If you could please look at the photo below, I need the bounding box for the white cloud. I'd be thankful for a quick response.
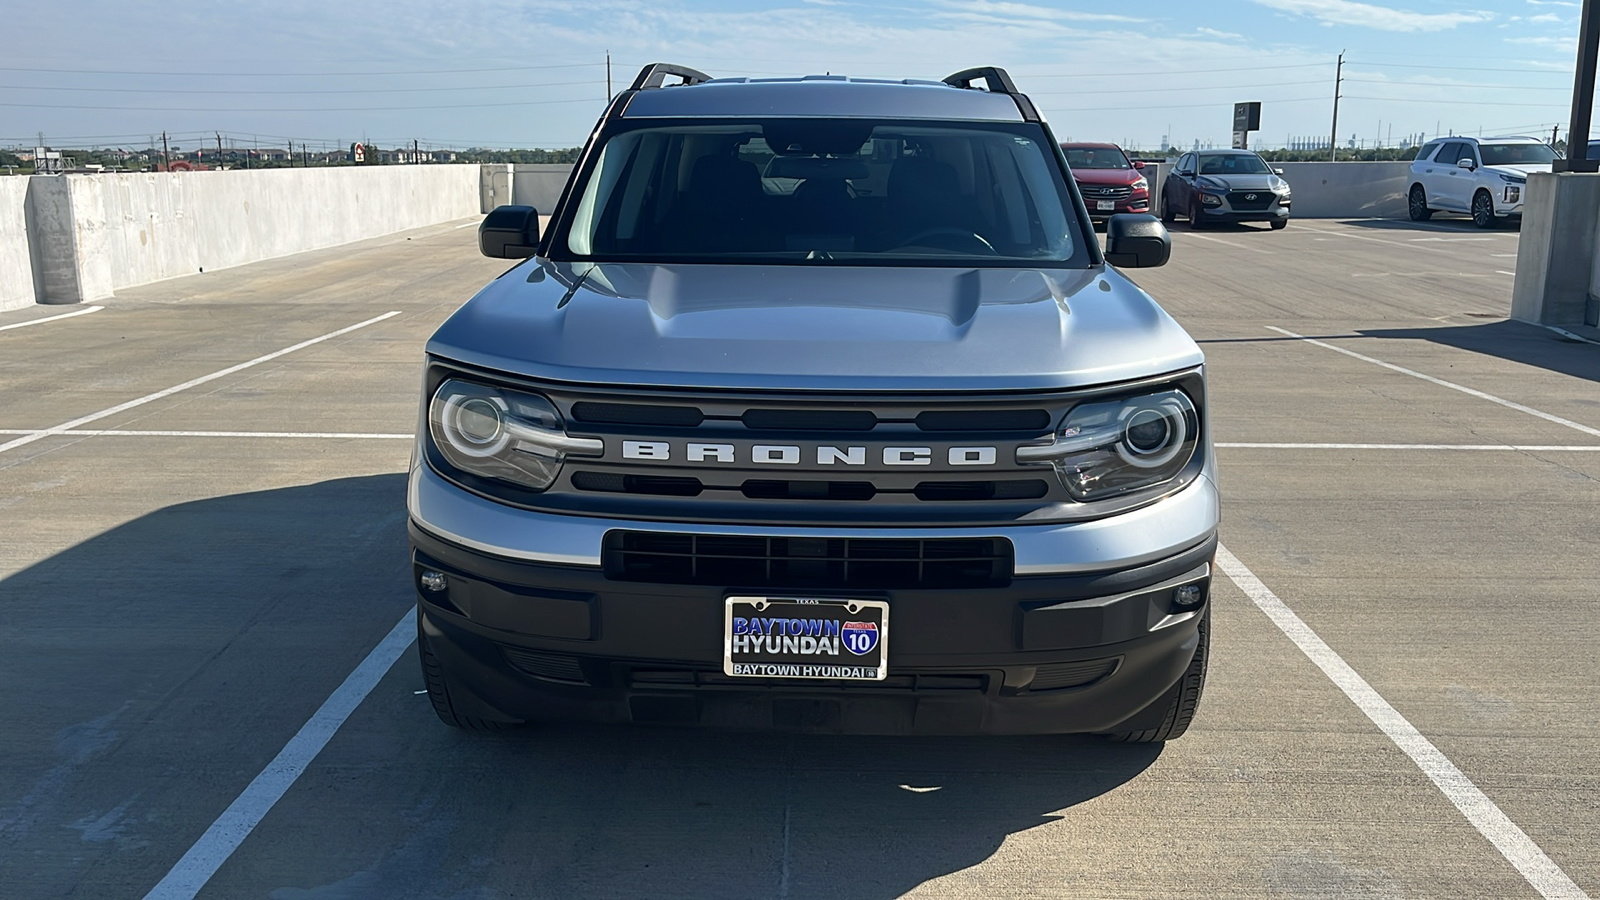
[927,0,1144,23]
[1250,0,1493,32]
[1196,26,1245,40]
[1525,0,1577,6]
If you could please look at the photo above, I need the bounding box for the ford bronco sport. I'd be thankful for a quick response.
[409,64,1218,741]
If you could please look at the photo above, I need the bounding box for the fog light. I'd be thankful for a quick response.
[420,570,449,593]
[1174,583,1204,608]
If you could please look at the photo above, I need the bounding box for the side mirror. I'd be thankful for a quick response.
[1104,213,1170,268]
[1457,158,1476,170]
[1132,160,1146,169]
[1274,167,1285,175]
[1177,168,1193,177]
[480,205,540,258]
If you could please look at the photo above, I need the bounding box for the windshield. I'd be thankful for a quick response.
[1062,146,1129,169]
[1198,153,1271,176]
[1479,143,1558,166]
[561,118,1087,267]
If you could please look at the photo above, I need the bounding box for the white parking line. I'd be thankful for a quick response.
[0,312,402,456]
[142,608,417,900]
[1218,442,1600,451]
[0,305,103,333]
[0,429,413,439]
[1266,325,1600,439]
[1172,232,1273,254]
[1216,545,1589,900]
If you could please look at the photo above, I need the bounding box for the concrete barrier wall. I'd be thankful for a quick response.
[17,165,481,305]
[0,178,35,310]
[511,164,576,214]
[83,165,481,297]
[1276,162,1411,218]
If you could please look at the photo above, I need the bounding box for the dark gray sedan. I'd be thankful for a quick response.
[1161,149,1291,229]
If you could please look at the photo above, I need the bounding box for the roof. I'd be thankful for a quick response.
[1060,141,1121,149]
[620,75,1027,122]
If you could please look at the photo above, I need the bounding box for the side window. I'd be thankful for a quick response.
[1441,142,1468,166]
[1419,142,1441,162]
[1460,143,1479,166]
[1178,154,1192,174]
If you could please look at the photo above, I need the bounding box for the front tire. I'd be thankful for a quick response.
[1187,198,1207,230]
[1111,608,1208,743]
[419,617,523,732]
[1408,184,1433,221]
[1472,190,1498,229]
[1161,191,1177,224]
[1270,218,1289,230]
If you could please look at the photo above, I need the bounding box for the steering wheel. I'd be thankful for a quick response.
[896,228,997,255]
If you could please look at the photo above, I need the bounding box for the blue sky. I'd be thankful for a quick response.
[0,0,1585,153]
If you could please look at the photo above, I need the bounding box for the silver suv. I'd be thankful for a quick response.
[1407,135,1557,227]
[409,64,1219,740]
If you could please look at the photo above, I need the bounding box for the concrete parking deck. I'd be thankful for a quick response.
[1,216,1595,899]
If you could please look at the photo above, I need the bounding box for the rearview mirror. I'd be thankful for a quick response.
[480,205,540,259]
[1104,214,1170,268]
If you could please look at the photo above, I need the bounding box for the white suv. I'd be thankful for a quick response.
[1407,136,1557,228]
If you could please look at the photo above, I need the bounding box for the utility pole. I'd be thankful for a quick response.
[161,131,171,171]
[606,51,612,100]
[1328,51,1344,163]
[414,138,420,164]
[216,131,223,162]
[1553,123,1561,147]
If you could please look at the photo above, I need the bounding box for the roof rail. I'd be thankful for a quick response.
[629,63,712,91]
[942,66,1040,123]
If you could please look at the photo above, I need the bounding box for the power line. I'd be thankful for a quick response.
[0,79,604,96]
[1030,79,1326,97]
[0,96,606,112]
[0,62,605,77]
[1345,77,1567,91]
[1343,95,1572,107]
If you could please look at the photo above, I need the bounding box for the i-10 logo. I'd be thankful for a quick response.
[841,621,879,656]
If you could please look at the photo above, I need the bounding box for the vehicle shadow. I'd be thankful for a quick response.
[1358,318,1600,385]
[1336,217,1520,233]
[366,722,1164,900]
[0,473,1163,899]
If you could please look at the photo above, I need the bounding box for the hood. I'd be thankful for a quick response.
[1487,163,1551,178]
[428,261,1201,391]
[1196,173,1280,191]
[1071,167,1145,187]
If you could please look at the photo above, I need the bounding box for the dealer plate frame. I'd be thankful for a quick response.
[723,596,889,681]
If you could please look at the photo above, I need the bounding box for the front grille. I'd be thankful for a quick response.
[1227,191,1274,211]
[572,472,703,496]
[913,480,1048,501]
[914,409,1051,432]
[500,646,588,683]
[741,480,876,501]
[1029,658,1118,692]
[743,408,877,431]
[630,667,987,692]
[571,402,703,427]
[604,531,1013,589]
[1079,183,1132,200]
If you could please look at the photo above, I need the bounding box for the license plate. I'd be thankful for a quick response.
[1097,200,1117,211]
[724,596,888,681]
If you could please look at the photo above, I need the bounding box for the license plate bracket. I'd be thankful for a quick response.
[724,596,888,681]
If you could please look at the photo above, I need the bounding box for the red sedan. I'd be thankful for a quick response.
[1060,143,1150,221]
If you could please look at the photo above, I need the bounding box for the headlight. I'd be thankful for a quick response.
[1131,176,1149,192]
[1272,178,1292,194]
[428,378,602,491]
[1017,388,1199,501]
[1498,173,1526,185]
[1200,193,1224,206]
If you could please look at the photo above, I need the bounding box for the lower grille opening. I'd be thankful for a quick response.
[500,646,588,684]
[571,472,704,496]
[604,532,1013,589]
[741,480,876,501]
[1028,658,1118,692]
[913,479,1050,501]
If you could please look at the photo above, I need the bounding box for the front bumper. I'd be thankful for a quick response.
[408,466,1220,735]
[1084,194,1151,220]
